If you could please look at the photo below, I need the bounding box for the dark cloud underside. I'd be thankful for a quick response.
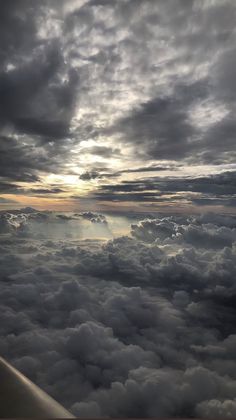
[0,0,235,211]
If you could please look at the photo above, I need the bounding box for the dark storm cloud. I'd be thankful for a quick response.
[202,113,236,164]
[1,210,236,417]
[0,52,79,152]
[108,83,204,161]
[0,1,80,185]
[109,85,235,164]
[0,1,79,140]
[0,1,39,68]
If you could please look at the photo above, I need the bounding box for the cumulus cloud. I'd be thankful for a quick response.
[196,398,236,419]
[78,212,108,224]
[0,210,236,416]
[56,211,109,225]
[131,216,236,249]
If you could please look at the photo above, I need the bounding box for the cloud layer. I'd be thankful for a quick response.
[0,209,236,417]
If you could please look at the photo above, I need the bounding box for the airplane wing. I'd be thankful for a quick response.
[0,356,75,418]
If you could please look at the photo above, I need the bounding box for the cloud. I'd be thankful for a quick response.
[80,146,121,158]
[1,0,236,414]
[80,171,101,181]
[98,0,236,165]
[79,165,171,182]
[196,398,236,419]
[78,211,108,224]
[72,366,236,417]
[118,165,173,174]
[0,1,79,141]
[0,1,80,189]
[108,171,236,196]
[109,86,201,161]
[131,217,236,249]
[0,210,236,416]
[0,0,235,209]
[27,188,65,195]
[0,197,18,204]
[90,171,236,209]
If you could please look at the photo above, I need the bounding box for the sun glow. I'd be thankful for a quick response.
[43,174,80,186]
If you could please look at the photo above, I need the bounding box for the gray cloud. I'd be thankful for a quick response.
[108,84,203,161]
[97,0,236,165]
[119,165,173,174]
[80,146,121,158]
[79,165,171,182]
[77,211,108,224]
[0,209,236,416]
[0,1,80,187]
[1,2,236,416]
[88,171,236,208]
[80,171,101,181]
[0,0,235,205]
[0,1,79,140]
[0,197,17,204]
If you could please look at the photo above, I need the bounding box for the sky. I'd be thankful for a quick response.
[0,0,236,214]
[1,1,236,419]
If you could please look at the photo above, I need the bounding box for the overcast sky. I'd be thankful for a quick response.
[0,0,236,213]
[1,4,236,416]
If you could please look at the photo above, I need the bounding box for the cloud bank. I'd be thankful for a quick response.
[0,209,236,417]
